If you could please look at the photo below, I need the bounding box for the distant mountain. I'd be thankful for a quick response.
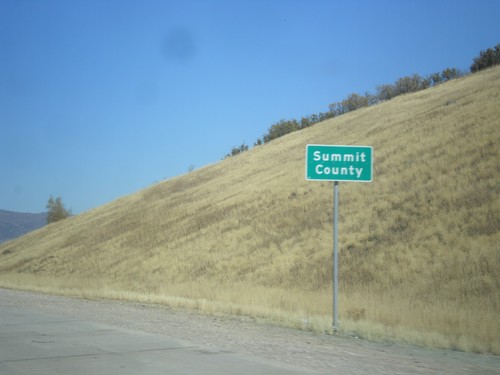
[0,210,47,243]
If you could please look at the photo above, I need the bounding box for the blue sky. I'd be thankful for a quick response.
[1,0,499,214]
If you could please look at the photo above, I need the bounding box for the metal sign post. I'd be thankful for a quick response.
[333,180,339,330]
[306,144,373,331]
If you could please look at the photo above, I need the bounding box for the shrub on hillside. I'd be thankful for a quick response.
[262,119,300,143]
[340,93,370,112]
[375,83,397,102]
[440,67,463,81]
[470,44,500,73]
[394,74,429,96]
[225,143,249,158]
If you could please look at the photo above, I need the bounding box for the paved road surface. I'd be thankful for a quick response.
[1,289,499,374]
[0,304,311,374]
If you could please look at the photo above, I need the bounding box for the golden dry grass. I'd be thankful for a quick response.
[1,66,499,354]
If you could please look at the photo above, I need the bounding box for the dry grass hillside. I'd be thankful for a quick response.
[1,66,499,354]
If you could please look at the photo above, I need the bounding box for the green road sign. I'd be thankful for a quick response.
[306,144,373,182]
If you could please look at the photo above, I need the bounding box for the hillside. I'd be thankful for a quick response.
[0,210,46,243]
[1,66,499,354]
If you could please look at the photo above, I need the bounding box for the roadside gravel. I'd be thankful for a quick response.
[1,288,498,374]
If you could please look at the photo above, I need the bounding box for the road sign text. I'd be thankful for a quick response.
[306,145,373,182]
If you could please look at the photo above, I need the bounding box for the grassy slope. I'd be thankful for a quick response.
[1,66,499,353]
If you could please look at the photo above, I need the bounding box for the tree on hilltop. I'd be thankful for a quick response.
[46,195,71,224]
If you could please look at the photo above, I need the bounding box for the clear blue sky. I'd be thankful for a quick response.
[1,0,499,214]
